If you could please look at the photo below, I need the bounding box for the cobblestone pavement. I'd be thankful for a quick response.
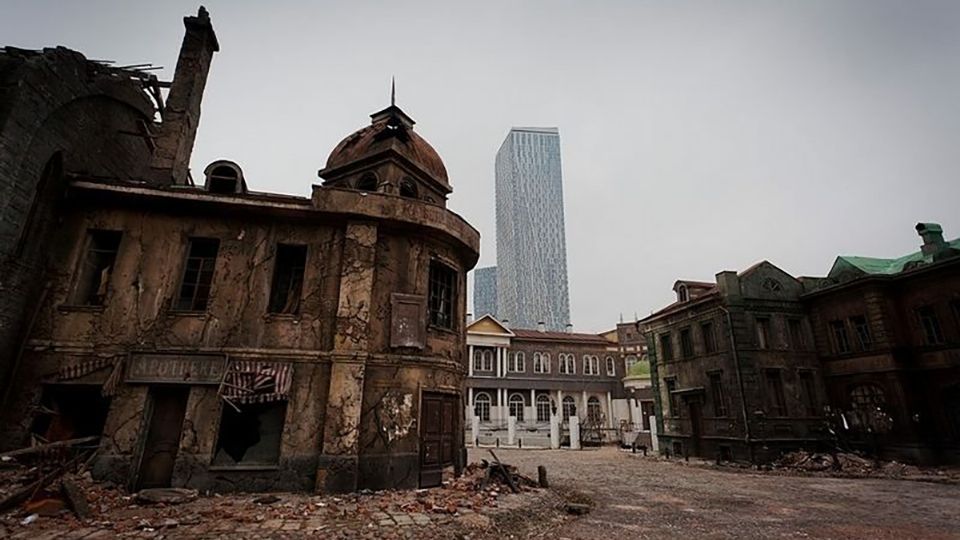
[474,447,960,539]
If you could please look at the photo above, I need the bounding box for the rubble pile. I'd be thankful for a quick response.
[774,450,960,482]
[0,455,548,537]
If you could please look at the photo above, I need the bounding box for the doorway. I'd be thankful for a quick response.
[686,396,703,458]
[137,386,189,489]
[419,392,458,488]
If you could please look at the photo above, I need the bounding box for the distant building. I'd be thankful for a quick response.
[472,266,498,318]
[639,222,960,464]
[465,316,629,447]
[639,264,825,463]
[495,127,570,331]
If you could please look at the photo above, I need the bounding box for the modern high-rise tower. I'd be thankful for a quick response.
[495,127,570,331]
[472,266,498,318]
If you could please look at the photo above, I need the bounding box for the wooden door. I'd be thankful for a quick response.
[420,392,458,488]
[137,386,189,489]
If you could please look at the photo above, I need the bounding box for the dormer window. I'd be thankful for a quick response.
[678,284,689,302]
[399,178,419,199]
[203,160,246,194]
[356,174,378,192]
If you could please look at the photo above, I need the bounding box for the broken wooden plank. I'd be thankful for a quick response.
[487,449,519,494]
[61,475,92,519]
[0,436,99,460]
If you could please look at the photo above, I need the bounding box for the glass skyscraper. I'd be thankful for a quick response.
[472,266,498,318]
[495,127,570,331]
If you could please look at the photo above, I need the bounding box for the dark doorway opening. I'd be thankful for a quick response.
[686,396,703,458]
[31,384,111,443]
[137,386,189,489]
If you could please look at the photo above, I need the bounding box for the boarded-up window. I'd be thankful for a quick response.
[391,293,426,348]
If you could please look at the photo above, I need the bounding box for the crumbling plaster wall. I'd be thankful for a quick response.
[0,48,156,401]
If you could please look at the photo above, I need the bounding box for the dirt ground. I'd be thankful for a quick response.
[477,447,960,539]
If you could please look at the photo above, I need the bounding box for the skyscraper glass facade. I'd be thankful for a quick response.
[472,266,498,318]
[495,127,570,331]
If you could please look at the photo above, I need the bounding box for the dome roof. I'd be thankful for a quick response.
[323,105,449,187]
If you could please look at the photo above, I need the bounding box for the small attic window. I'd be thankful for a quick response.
[399,178,419,199]
[356,174,378,192]
[203,161,245,194]
[678,284,689,302]
[209,166,238,193]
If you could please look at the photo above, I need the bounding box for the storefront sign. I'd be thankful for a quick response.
[126,354,226,384]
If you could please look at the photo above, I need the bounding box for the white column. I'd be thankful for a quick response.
[499,388,506,423]
[495,348,502,378]
[467,387,474,417]
[582,390,588,420]
[530,389,536,422]
[468,345,474,376]
[607,391,614,428]
[650,417,660,453]
[550,414,560,449]
[507,416,516,446]
[569,416,581,450]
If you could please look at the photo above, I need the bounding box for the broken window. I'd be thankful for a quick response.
[399,178,419,198]
[918,305,944,345]
[175,237,219,311]
[212,401,286,467]
[830,320,851,354]
[799,371,818,416]
[473,392,491,422]
[268,244,307,314]
[562,396,577,421]
[207,165,239,194]
[701,322,717,354]
[764,370,787,416]
[788,318,805,350]
[536,394,551,422]
[508,394,525,421]
[709,372,727,417]
[850,384,886,413]
[587,397,602,423]
[356,174,378,192]
[72,230,122,306]
[659,333,673,361]
[30,385,111,443]
[851,315,872,350]
[755,317,771,349]
[665,378,678,417]
[680,327,694,358]
[428,259,456,329]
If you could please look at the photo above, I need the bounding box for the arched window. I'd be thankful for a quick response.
[606,356,616,376]
[560,354,575,374]
[399,178,419,198]
[625,354,638,370]
[582,355,591,375]
[473,349,483,372]
[508,394,525,421]
[587,397,602,423]
[474,392,491,422]
[850,384,886,412]
[542,353,551,373]
[482,350,494,371]
[678,284,689,302]
[356,174,378,192]
[514,352,525,372]
[562,396,577,421]
[536,394,551,422]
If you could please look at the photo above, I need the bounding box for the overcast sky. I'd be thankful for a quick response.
[4,0,959,332]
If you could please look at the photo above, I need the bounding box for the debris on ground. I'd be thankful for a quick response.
[765,450,960,483]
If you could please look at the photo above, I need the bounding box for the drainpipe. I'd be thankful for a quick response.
[719,305,755,464]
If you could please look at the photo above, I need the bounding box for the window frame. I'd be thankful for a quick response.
[764,369,787,417]
[473,392,491,422]
[755,317,771,350]
[701,321,717,354]
[850,315,872,351]
[605,356,616,376]
[508,393,525,421]
[586,396,602,423]
[562,396,577,421]
[830,320,851,354]
[659,333,673,362]
[536,394,551,422]
[679,327,694,358]
[174,237,220,312]
[428,259,457,330]
[708,371,728,417]
[917,305,945,345]
[70,229,123,307]
[267,243,307,315]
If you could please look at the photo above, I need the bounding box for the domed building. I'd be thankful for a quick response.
[0,8,479,493]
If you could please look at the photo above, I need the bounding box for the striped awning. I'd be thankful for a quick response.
[219,360,292,405]
[57,356,124,397]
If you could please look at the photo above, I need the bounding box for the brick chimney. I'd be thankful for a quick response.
[150,6,219,185]
[917,223,947,258]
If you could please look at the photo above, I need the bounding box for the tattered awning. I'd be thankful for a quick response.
[219,360,292,406]
[57,356,125,397]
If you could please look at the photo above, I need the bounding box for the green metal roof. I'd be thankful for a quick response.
[829,238,960,277]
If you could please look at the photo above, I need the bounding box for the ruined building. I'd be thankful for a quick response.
[0,8,479,492]
[640,223,960,464]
